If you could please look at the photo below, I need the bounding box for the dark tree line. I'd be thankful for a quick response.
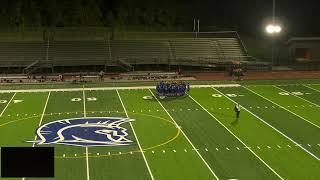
[0,0,180,29]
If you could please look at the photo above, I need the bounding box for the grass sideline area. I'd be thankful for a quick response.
[0,80,319,179]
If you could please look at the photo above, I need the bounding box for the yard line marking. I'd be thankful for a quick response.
[304,84,320,94]
[190,91,284,179]
[224,87,320,161]
[149,89,219,180]
[82,89,90,180]
[0,92,16,117]
[243,86,320,129]
[274,85,320,108]
[116,90,155,180]
[32,92,51,147]
[22,92,51,180]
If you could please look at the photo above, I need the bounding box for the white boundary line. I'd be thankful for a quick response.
[82,88,90,180]
[243,86,320,129]
[188,91,283,180]
[0,84,240,93]
[149,89,220,180]
[214,87,320,161]
[116,89,155,180]
[0,92,16,117]
[274,85,320,108]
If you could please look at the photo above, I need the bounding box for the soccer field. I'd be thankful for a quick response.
[0,82,319,180]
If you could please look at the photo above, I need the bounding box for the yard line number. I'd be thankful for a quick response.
[71,97,97,102]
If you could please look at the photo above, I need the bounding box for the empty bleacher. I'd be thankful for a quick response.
[50,40,108,66]
[216,38,246,60]
[110,40,171,65]
[0,36,249,71]
[0,41,45,67]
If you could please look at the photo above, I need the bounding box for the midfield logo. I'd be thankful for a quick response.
[29,117,134,147]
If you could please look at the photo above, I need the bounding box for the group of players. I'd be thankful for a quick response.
[156,81,241,119]
[156,81,190,97]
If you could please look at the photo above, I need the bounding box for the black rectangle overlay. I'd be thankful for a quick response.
[1,147,54,178]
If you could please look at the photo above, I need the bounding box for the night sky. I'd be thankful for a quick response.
[128,0,320,37]
[1,0,319,37]
[182,0,318,36]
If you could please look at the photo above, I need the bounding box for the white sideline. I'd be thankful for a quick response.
[215,87,320,161]
[82,89,90,180]
[149,89,220,180]
[188,92,284,180]
[0,92,16,117]
[0,84,240,93]
[244,86,320,129]
[116,90,155,180]
[274,85,320,108]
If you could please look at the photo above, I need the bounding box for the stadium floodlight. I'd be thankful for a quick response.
[265,24,282,34]
[274,25,282,33]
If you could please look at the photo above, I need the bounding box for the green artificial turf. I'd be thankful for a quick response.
[0,82,319,180]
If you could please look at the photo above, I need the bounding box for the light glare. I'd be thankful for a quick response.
[265,24,282,34]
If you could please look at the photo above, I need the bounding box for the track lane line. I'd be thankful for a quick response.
[189,90,284,180]
[116,89,155,180]
[216,87,320,161]
[149,89,219,180]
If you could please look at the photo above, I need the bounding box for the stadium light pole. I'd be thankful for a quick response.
[194,18,200,38]
[265,0,282,66]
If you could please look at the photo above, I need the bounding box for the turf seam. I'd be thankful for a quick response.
[189,91,284,180]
